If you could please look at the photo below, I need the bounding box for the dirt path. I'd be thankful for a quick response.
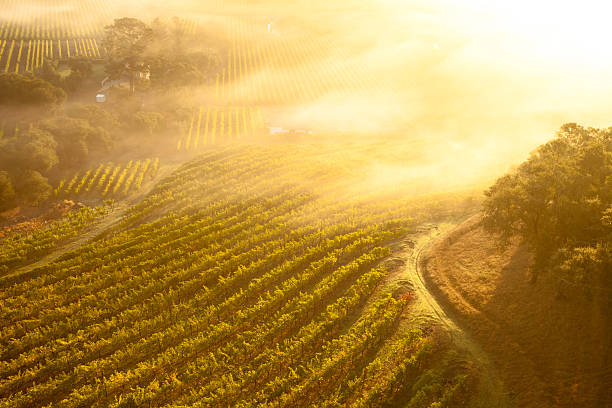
[4,163,181,282]
[4,202,130,282]
[396,222,514,408]
[423,217,612,408]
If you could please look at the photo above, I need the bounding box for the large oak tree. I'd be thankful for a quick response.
[483,123,612,288]
[103,18,153,95]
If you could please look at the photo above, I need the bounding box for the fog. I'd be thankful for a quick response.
[4,0,612,196]
[130,0,612,191]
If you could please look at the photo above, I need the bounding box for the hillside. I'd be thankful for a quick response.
[1,1,611,407]
[423,216,612,408]
[0,145,479,407]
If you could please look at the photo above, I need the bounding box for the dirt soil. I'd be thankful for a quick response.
[387,222,513,408]
[423,215,612,408]
[0,200,86,240]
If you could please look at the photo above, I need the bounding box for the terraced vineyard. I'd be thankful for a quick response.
[0,145,470,407]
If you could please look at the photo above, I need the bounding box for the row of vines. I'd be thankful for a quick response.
[176,106,265,151]
[0,0,111,72]
[1,145,471,407]
[54,158,160,199]
[209,15,390,106]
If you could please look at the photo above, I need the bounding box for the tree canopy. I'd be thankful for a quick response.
[14,170,52,205]
[41,117,113,167]
[0,127,59,173]
[0,73,66,110]
[483,123,612,289]
[103,18,153,95]
[0,171,15,212]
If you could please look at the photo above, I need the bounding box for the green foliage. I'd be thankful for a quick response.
[0,127,59,173]
[67,104,121,131]
[103,18,153,95]
[149,58,205,88]
[104,17,221,94]
[0,73,66,110]
[14,169,52,205]
[483,123,612,283]
[131,111,165,135]
[66,57,93,77]
[0,204,110,272]
[149,52,221,89]
[0,146,472,408]
[0,171,15,211]
[38,60,62,86]
[40,117,113,167]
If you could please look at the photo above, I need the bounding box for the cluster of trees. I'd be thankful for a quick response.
[483,123,612,293]
[39,57,95,93]
[0,16,224,211]
[0,74,115,209]
[0,73,66,109]
[103,17,222,95]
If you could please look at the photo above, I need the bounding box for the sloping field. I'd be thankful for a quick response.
[423,216,612,408]
[0,145,473,407]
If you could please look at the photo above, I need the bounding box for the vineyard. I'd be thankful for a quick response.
[177,107,264,151]
[0,145,471,407]
[0,0,113,73]
[1,0,608,406]
[175,12,395,148]
[0,1,477,406]
[0,204,111,275]
[211,15,388,105]
[53,158,160,199]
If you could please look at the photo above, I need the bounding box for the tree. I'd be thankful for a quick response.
[483,123,612,282]
[39,59,62,86]
[148,51,221,90]
[66,104,120,131]
[0,73,66,109]
[66,57,93,77]
[40,118,91,167]
[18,128,60,172]
[15,170,52,205]
[103,18,153,95]
[62,57,94,92]
[131,111,165,135]
[0,74,66,133]
[86,126,114,155]
[149,58,205,89]
[40,117,116,167]
[0,127,59,173]
[0,171,15,211]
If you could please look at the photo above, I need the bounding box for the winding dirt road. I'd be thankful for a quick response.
[398,222,514,408]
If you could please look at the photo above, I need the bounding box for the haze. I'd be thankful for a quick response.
[4,0,612,192]
[136,0,612,188]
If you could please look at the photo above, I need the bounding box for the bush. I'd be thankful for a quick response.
[132,111,165,135]
[66,104,120,132]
